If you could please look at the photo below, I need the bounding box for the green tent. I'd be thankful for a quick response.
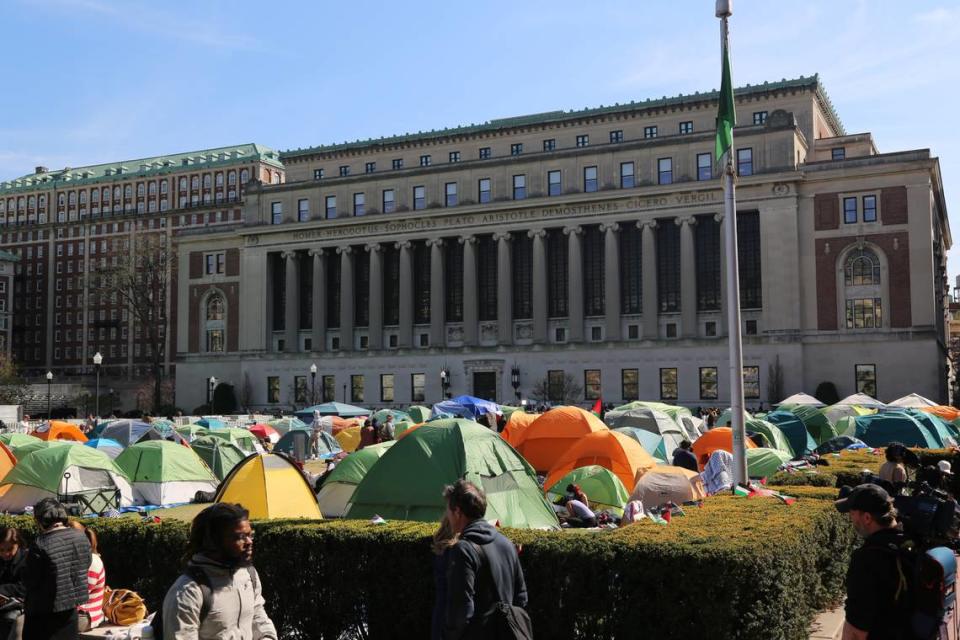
[392,421,415,438]
[10,440,76,459]
[345,419,559,529]
[854,414,939,449]
[746,448,792,478]
[0,433,41,452]
[406,406,432,423]
[716,408,753,428]
[612,427,668,462]
[746,419,795,457]
[788,405,837,445]
[544,465,630,514]
[316,441,395,517]
[191,436,248,481]
[834,416,857,438]
[115,440,217,506]
[176,425,210,442]
[766,411,817,458]
[205,428,259,453]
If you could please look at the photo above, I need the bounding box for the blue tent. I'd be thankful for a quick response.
[431,395,501,421]
[855,413,939,449]
[84,438,124,459]
[765,410,817,458]
[294,402,370,422]
[612,427,668,462]
[896,410,957,447]
[99,420,163,448]
[197,417,227,429]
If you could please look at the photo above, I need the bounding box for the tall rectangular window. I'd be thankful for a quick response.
[326,251,340,328]
[383,245,399,325]
[298,199,310,221]
[445,240,464,322]
[679,121,693,134]
[619,225,642,313]
[512,233,532,319]
[862,195,877,222]
[610,130,624,143]
[479,147,491,159]
[846,298,883,329]
[365,162,376,174]
[843,197,858,224]
[392,158,403,170]
[737,148,753,176]
[547,229,568,317]
[659,368,678,400]
[419,155,431,167]
[325,195,336,218]
[339,165,350,177]
[382,189,395,213]
[353,192,365,216]
[644,126,658,139]
[620,162,635,188]
[355,247,370,327]
[413,186,426,210]
[313,168,324,180]
[477,235,498,321]
[576,135,589,147]
[449,151,461,163]
[294,376,308,404]
[697,153,713,181]
[583,226,605,316]
[753,111,768,125]
[621,369,639,401]
[855,364,877,398]
[411,373,426,402]
[695,215,721,310]
[699,367,718,400]
[658,158,672,185]
[445,182,458,207]
[737,212,762,309]
[583,166,598,193]
[543,139,556,151]
[657,222,681,312]
[478,178,491,204]
[743,366,760,399]
[322,375,335,402]
[584,370,601,401]
[267,377,280,403]
[381,374,395,402]
[513,175,526,200]
[351,375,364,403]
[510,143,523,156]
[414,242,431,324]
[547,370,565,402]
[548,170,562,196]
[271,202,282,225]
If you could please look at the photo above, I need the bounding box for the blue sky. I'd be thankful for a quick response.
[3,0,959,281]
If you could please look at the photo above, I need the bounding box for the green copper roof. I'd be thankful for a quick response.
[1,143,283,194]
[282,74,843,159]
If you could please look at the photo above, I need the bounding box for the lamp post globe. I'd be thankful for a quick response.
[45,371,53,419]
[310,363,318,405]
[93,352,103,419]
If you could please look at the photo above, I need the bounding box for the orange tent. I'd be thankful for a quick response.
[501,412,538,446]
[331,416,363,435]
[691,427,756,469]
[0,442,15,482]
[543,430,657,493]
[920,406,960,422]
[513,407,609,473]
[31,421,88,443]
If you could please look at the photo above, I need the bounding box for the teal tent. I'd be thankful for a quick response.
[746,448,792,478]
[898,410,957,447]
[612,427,668,462]
[345,420,559,529]
[854,413,939,449]
[406,406,432,423]
[788,405,838,445]
[766,411,817,458]
[745,419,795,457]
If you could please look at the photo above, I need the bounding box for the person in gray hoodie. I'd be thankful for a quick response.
[442,480,528,639]
[161,503,276,640]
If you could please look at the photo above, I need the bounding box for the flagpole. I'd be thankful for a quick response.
[716,0,748,488]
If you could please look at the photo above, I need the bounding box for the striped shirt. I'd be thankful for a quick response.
[78,553,105,628]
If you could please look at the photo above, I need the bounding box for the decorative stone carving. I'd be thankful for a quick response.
[245,235,259,246]
[365,242,382,253]
[447,325,464,342]
[772,183,791,196]
[479,322,498,341]
[527,228,547,239]
[394,240,412,250]
[458,235,477,245]
[336,246,352,255]
[562,225,583,236]
[598,221,620,233]
[492,231,512,242]
[515,323,534,340]
[637,219,659,230]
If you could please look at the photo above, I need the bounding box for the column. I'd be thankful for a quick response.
[640,220,659,338]
[367,243,383,350]
[495,231,513,346]
[283,250,299,353]
[679,216,698,338]
[461,235,478,346]
[564,225,584,342]
[529,229,548,344]
[601,222,621,341]
[310,249,326,351]
[338,246,354,351]
[397,240,413,348]
[428,239,445,347]
[716,213,728,335]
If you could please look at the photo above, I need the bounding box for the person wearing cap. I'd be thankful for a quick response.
[835,484,905,640]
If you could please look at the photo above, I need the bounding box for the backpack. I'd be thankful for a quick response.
[151,565,258,638]
[864,536,956,640]
[463,541,533,640]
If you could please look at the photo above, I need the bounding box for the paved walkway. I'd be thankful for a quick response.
[809,605,844,640]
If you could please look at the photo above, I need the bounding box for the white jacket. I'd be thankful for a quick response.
[162,554,277,640]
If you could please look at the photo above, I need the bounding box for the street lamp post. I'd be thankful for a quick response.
[208,376,218,413]
[45,371,53,419]
[93,352,103,420]
[511,365,521,402]
[310,363,318,405]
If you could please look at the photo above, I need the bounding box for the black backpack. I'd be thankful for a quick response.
[865,537,955,640]
[463,541,533,640]
[151,565,258,638]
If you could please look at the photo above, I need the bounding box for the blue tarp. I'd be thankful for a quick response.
[197,417,226,429]
[431,395,501,421]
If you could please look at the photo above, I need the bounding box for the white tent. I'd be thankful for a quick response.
[776,393,825,407]
[679,415,705,440]
[836,393,888,409]
[887,393,938,408]
[604,407,685,459]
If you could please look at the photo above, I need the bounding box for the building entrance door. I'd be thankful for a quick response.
[472,371,497,402]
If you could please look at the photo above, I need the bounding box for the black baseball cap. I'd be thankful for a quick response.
[835,484,892,515]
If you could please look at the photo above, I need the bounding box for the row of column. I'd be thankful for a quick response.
[276,215,727,352]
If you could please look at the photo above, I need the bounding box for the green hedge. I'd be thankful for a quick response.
[1,494,856,640]
[768,449,960,493]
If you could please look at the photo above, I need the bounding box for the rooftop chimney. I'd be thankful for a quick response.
[35,166,47,175]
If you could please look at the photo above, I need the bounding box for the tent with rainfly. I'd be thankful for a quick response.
[854,413,939,449]
[888,393,938,409]
[836,393,887,410]
[513,407,609,474]
[114,440,218,506]
[746,419,794,457]
[888,410,956,448]
[614,401,692,424]
[175,425,210,442]
[602,407,684,460]
[274,429,342,462]
[821,404,875,426]
[500,411,539,447]
[346,420,559,529]
[99,420,164,448]
[0,442,15,482]
[84,438,124,460]
[0,433,41,453]
[746,448,792,478]
[216,453,322,520]
[316,441,395,517]
[32,421,88,443]
[776,392,825,407]
[406,406,432,424]
[715,408,753,428]
[294,403,370,422]
[787,404,838,446]
[190,436,248,481]
[765,410,817,458]
[0,445,133,513]
[205,428,260,453]
[544,465,630,514]
[544,430,658,496]
[334,426,362,453]
[267,417,309,435]
[691,427,758,469]
[612,427,668,463]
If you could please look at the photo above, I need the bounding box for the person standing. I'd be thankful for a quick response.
[835,484,906,640]
[672,440,699,472]
[22,498,91,640]
[380,414,396,441]
[442,480,529,639]
[161,502,276,640]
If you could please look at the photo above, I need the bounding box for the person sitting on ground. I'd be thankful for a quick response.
[566,484,589,506]
[23,498,91,640]
[564,497,598,528]
[0,526,27,640]
[67,521,105,632]
[878,444,908,488]
[672,440,699,472]
[161,503,276,640]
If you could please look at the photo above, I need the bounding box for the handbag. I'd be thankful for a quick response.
[103,587,147,626]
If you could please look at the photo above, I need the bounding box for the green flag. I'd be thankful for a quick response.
[715,39,736,161]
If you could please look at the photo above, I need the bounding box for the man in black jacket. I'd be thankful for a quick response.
[442,480,527,639]
[22,498,91,640]
[672,440,699,472]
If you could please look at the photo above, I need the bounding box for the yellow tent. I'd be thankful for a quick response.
[335,426,362,453]
[215,453,322,520]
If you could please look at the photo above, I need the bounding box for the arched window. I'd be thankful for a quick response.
[205,294,225,352]
[179,177,187,190]
[228,171,237,185]
[215,173,223,186]
[844,248,880,285]
[842,246,884,329]
[124,185,132,197]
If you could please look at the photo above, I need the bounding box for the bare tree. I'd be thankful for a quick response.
[530,373,583,405]
[0,353,29,405]
[102,231,172,412]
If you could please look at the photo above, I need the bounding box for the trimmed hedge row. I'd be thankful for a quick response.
[0,493,855,640]
[769,449,960,493]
